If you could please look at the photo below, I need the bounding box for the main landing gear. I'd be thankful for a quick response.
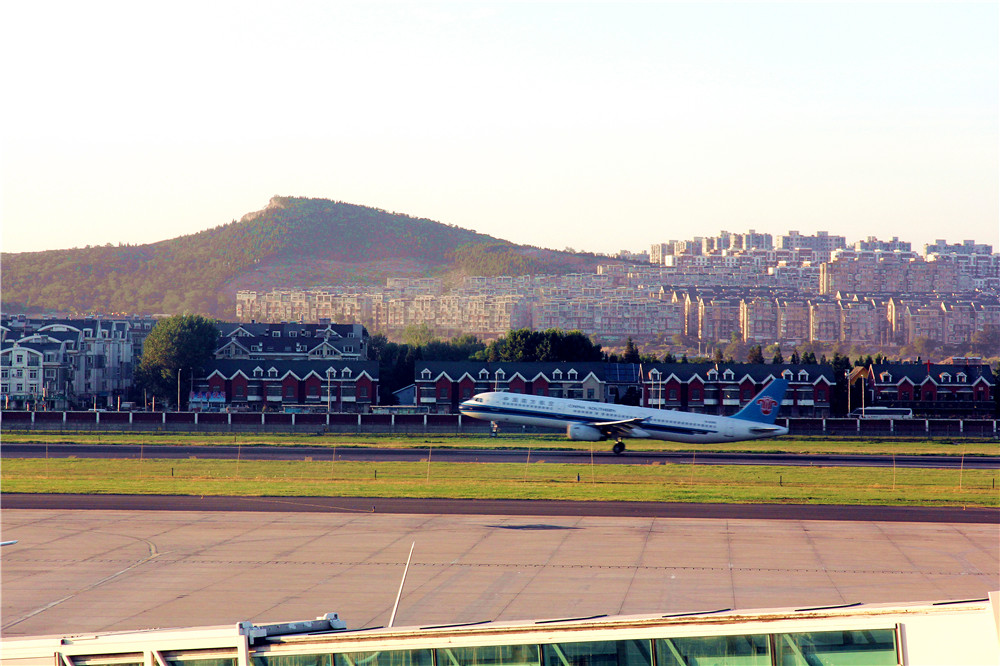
[612,440,626,455]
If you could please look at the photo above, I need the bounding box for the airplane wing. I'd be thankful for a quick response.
[591,417,647,438]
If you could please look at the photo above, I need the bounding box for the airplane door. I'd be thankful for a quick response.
[722,420,735,438]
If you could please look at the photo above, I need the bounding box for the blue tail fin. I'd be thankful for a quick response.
[731,379,788,424]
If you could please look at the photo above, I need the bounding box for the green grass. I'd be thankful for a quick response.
[2,431,999,456]
[3,458,997,507]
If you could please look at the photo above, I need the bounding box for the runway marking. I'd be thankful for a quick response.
[2,538,161,631]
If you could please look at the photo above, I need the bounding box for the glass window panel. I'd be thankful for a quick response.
[168,659,237,666]
[542,639,651,666]
[253,655,331,666]
[335,650,433,666]
[656,635,769,666]
[775,629,897,666]
[438,644,540,666]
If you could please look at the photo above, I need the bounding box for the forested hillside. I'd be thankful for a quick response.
[1,196,601,317]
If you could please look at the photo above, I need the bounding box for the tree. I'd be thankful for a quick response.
[712,348,724,364]
[622,337,641,364]
[972,326,1000,357]
[401,323,436,347]
[723,339,746,364]
[789,350,801,364]
[771,348,784,365]
[480,328,603,363]
[136,315,219,409]
[746,345,764,364]
[911,337,939,360]
[829,352,853,416]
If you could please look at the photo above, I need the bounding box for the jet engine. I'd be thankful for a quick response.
[566,423,603,441]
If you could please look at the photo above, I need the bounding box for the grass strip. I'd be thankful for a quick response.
[3,458,997,507]
[2,432,999,456]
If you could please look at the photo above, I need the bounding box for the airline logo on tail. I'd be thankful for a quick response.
[756,396,778,416]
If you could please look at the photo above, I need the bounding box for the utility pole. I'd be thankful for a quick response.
[177,368,181,411]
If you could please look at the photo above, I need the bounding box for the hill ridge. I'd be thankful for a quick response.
[1,196,600,318]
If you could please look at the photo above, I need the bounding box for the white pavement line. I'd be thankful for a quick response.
[1,539,162,631]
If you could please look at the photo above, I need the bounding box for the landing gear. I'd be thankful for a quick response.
[612,441,626,455]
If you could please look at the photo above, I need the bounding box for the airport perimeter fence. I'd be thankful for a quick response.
[1,410,998,438]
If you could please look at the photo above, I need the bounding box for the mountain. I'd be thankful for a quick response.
[1,196,603,318]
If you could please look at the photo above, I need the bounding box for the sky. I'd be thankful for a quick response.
[2,1,997,255]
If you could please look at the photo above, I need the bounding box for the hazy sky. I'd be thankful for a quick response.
[2,1,997,255]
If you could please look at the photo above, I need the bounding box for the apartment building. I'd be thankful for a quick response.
[808,299,840,343]
[837,299,881,346]
[698,297,742,344]
[413,361,616,413]
[854,236,911,252]
[195,359,378,413]
[779,230,846,262]
[740,297,779,342]
[924,239,994,255]
[776,299,811,346]
[1,316,145,410]
[215,322,369,361]
[820,252,961,294]
[867,360,994,418]
[642,363,835,417]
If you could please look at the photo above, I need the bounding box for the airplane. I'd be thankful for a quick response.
[459,378,789,454]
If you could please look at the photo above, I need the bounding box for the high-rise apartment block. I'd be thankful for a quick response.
[925,239,994,255]
[779,231,846,262]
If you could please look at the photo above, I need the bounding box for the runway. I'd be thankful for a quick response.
[4,493,999,523]
[4,442,999,469]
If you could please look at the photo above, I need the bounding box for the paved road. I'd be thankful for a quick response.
[4,493,998,523]
[3,442,999,469]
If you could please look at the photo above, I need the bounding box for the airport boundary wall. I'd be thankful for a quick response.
[1,410,998,438]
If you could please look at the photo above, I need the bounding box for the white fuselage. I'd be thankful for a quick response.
[459,391,788,444]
